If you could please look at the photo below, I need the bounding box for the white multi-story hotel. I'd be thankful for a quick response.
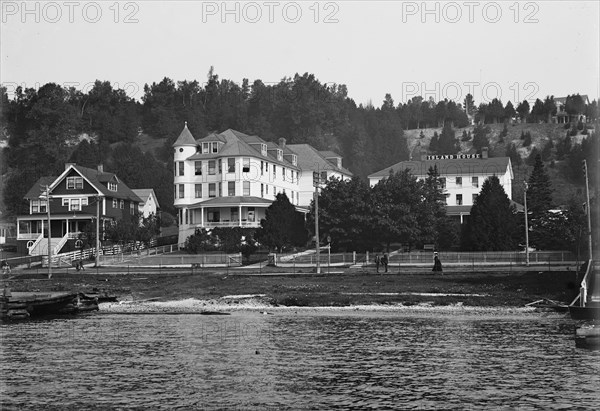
[173,124,352,243]
[368,149,514,223]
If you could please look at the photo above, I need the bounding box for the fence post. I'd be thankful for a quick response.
[353,251,356,265]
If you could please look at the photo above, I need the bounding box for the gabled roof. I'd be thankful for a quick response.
[172,122,197,146]
[37,165,143,202]
[197,132,227,143]
[287,144,353,176]
[368,157,512,179]
[24,177,57,200]
[187,129,299,169]
[132,189,160,209]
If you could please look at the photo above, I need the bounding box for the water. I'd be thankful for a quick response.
[1,311,599,410]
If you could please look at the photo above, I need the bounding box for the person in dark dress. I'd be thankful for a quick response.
[432,253,443,274]
[381,253,389,273]
[375,253,381,273]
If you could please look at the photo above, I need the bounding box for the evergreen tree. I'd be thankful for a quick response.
[527,154,553,218]
[505,143,521,167]
[504,101,516,120]
[420,166,448,248]
[556,136,572,160]
[436,123,459,154]
[516,100,530,121]
[472,124,490,153]
[461,176,519,250]
[523,131,532,146]
[541,139,553,161]
[429,131,439,153]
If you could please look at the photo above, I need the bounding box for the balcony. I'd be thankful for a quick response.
[202,220,260,228]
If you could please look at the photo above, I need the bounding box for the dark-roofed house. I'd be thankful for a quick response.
[368,148,514,223]
[16,164,142,256]
[173,124,352,244]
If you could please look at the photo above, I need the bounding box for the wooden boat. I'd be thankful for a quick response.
[569,260,600,321]
[1,289,98,320]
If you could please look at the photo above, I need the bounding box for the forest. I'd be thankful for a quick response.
[1,69,598,220]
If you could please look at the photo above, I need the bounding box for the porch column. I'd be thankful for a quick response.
[238,205,242,226]
[201,207,204,228]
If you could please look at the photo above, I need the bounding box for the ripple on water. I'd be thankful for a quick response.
[1,313,599,409]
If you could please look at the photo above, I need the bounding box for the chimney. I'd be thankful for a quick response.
[278,138,286,148]
[65,163,75,171]
[482,147,488,159]
[97,164,104,173]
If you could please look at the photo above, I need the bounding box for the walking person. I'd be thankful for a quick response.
[432,252,443,274]
[381,253,389,273]
[374,253,381,273]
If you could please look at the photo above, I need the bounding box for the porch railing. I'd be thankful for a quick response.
[202,221,260,228]
[53,233,70,255]
[27,233,44,254]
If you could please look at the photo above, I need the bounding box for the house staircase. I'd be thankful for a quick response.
[29,236,65,257]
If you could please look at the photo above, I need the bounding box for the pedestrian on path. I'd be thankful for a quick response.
[381,253,389,273]
[375,253,381,273]
[432,252,443,274]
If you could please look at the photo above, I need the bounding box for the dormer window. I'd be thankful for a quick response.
[108,182,118,191]
[212,142,219,153]
[277,150,283,161]
[261,144,267,156]
[202,143,209,153]
[67,176,83,190]
[292,155,298,166]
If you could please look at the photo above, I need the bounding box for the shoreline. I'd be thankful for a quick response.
[98,296,551,317]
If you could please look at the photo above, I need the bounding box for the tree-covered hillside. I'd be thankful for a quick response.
[1,70,598,219]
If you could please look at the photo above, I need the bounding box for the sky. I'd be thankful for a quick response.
[2,0,599,107]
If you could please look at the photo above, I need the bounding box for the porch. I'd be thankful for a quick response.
[16,214,103,256]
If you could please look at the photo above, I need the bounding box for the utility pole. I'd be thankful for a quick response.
[523,181,529,266]
[43,185,52,279]
[313,170,321,274]
[95,196,101,268]
[583,160,593,261]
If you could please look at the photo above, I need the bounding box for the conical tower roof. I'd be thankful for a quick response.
[172,122,196,146]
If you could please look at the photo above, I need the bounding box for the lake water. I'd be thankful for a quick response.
[1,310,599,410]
